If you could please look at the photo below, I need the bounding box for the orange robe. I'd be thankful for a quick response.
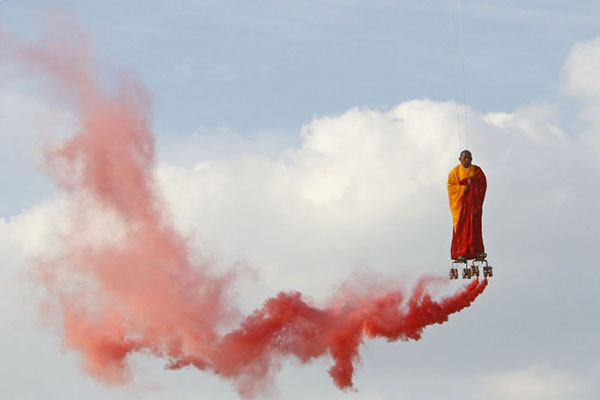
[447,164,486,259]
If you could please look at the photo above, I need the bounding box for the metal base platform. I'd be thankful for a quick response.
[450,256,493,279]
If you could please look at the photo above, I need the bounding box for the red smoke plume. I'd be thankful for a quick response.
[4,17,487,398]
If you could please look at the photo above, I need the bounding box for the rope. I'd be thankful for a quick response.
[447,0,469,153]
[447,0,462,152]
[458,0,469,150]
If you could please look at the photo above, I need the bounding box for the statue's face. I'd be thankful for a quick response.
[459,152,472,168]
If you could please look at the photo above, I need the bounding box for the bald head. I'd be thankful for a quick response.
[459,150,472,168]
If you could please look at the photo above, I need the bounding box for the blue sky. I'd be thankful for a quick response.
[1,1,600,400]
[3,0,600,135]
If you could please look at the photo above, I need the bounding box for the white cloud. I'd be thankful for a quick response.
[153,100,473,306]
[561,36,600,159]
[562,37,600,100]
[155,96,579,277]
[482,365,583,400]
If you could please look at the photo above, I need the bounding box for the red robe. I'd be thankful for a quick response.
[447,164,486,259]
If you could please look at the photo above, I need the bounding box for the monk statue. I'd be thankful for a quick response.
[447,150,487,262]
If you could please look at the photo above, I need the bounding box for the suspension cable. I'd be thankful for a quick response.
[447,0,469,152]
[457,0,469,150]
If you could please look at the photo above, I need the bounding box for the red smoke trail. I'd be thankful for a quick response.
[202,277,487,395]
[4,17,487,398]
